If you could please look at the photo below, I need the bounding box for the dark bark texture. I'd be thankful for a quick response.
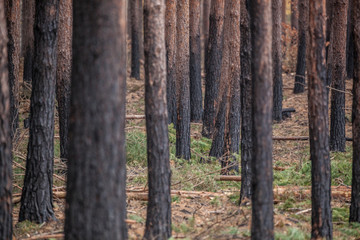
[326,0,333,59]
[0,3,13,238]
[143,1,172,238]
[202,0,210,52]
[293,0,309,94]
[250,0,274,239]
[64,0,128,239]
[240,0,253,202]
[5,0,20,138]
[165,0,177,126]
[190,0,202,122]
[308,0,333,238]
[201,0,224,138]
[56,0,72,161]
[19,0,59,224]
[272,0,283,122]
[329,0,348,152]
[291,0,299,30]
[176,0,191,160]
[346,0,354,79]
[130,0,143,80]
[22,0,35,83]
[350,0,360,223]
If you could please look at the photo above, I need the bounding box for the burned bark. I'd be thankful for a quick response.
[143,1,172,238]
[22,0,34,83]
[130,0,143,80]
[64,0,128,239]
[346,0,354,79]
[19,0,59,224]
[202,0,210,52]
[308,0,333,238]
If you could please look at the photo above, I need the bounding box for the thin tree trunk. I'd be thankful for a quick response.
[240,0,253,202]
[130,0,143,80]
[329,0,348,152]
[5,0,20,138]
[190,0,202,122]
[176,0,191,160]
[291,0,299,30]
[64,0,128,239]
[19,0,58,224]
[165,0,177,126]
[143,1,172,238]
[0,2,12,238]
[308,0,333,238]
[349,0,360,223]
[273,0,283,122]
[21,0,34,83]
[202,0,210,53]
[56,0,72,161]
[346,0,354,79]
[202,0,225,138]
[293,0,309,94]
[250,0,274,238]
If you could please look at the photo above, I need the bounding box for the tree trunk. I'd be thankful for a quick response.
[143,1,172,238]
[346,0,354,79]
[0,3,12,238]
[130,0,143,80]
[308,0,333,238]
[349,0,360,223]
[282,0,286,23]
[329,0,348,152]
[326,0,333,59]
[19,0,58,224]
[21,0,34,83]
[5,0,20,138]
[202,0,225,138]
[240,0,253,202]
[190,0,202,122]
[56,0,72,161]
[291,0,299,30]
[64,0,128,239]
[202,0,210,53]
[273,0,283,122]
[165,0,177,126]
[176,0,191,160]
[250,0,274,239]
[293,0,309,94]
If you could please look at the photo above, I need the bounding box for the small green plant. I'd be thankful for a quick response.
[275,227,308,240]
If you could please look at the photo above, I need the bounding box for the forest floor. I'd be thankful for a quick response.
[11,71,360,240]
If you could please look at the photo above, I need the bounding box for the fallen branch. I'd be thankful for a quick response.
[126,115,145,120]
[20,233,64,240]
[214,176,242,182]
[273,136,353,141]
[274,186,352,201]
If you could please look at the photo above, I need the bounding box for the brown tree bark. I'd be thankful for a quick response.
[240,0,253,202]
[291,0,299,30]
[202,0,225,138]
[250,0,274,238]
[143,1,172,238]
[308,0,333,238]
[56,0,72,161]
[176,0,191,160]
[130,0,143,80]
[202,0,210,51]
[326,0,333,59]
[329,0,348,152]
[190,0,202,122]
[346,0,354,79]
[273,0,283,122]
[21,0,34,83]
[293,0,309,93]
[5,0,20,138]
[166,0,177,126]
[350,0,360,223]
[0,2,12,238]
[64,0,128,239]
[19,0,59,224]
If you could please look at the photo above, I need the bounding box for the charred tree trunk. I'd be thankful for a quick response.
[176,0,191,160]
[19,0,59,224]
[56,0,72,161]
[350,0,360,223]
[346,0,354,79]
[143,1,172,238]
[240,0,253,202]
[291,0,299,30]
[5,0,20,138]
[190,0,202,122]
[202,0,210,53]
[250,0,274,239]
[326,0,333,59]
[21,0,34,83]
[272,0,283,122]
[293,0,309,94]
[201,0,225,138]
[0,4,13,238]
[329,0,348,152]
[166,0,177,126]
[308,0,333,238]
[64,0,128,239]
[130,0,143,80]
